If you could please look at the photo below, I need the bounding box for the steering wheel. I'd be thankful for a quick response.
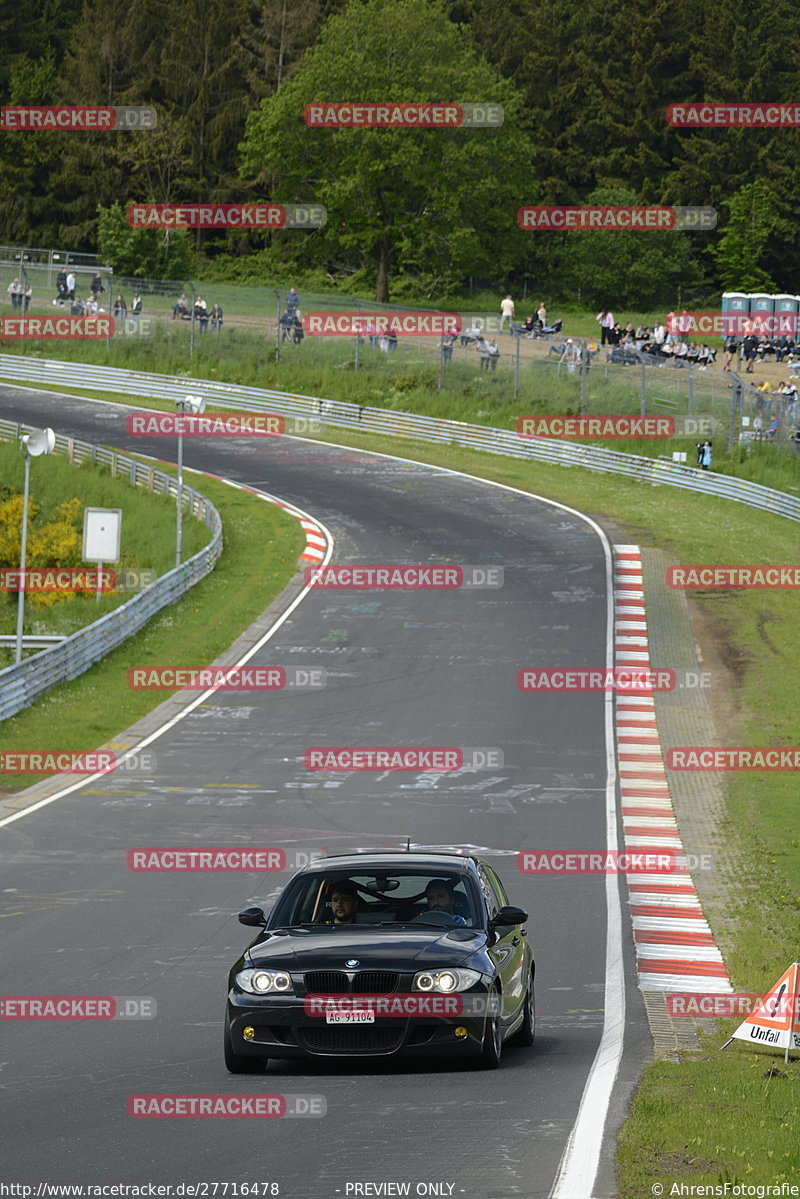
[410,910,461,926]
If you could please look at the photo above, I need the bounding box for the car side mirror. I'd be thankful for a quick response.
[490,905,528,928]
[238,907,267,927]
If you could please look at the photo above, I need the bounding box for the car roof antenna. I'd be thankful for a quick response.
[405,836,411,851]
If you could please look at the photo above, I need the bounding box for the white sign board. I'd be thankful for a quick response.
[82,508,122,563]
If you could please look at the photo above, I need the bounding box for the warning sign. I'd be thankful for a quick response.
[722,962,800,1057]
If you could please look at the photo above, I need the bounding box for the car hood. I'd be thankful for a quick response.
[246,926,487,971]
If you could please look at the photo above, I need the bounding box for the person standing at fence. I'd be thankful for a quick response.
[90,273,105,304]
[66,270,76,301]
[700,440,712,470]
[131,293,142,324]
[6,277,22,310]
[596,310,614,345]
[56,269,68,304]
[500,294,515,331]
[22,282,32,314]
[286,287,300,316]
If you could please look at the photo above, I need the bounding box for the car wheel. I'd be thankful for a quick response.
[511,976,535,1047]
[477,989,503,1070]
[224,1022,267,1074]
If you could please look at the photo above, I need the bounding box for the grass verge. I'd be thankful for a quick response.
[0,462,305,793]
[0,438,209,662]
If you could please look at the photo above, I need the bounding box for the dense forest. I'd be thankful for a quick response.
[2,0,798,302]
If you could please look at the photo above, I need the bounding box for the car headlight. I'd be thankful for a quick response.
[412,968,482,993]
[235,969,293,995]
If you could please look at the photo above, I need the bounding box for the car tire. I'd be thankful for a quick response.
[511,976,535,1047]
[477,989,503,1070]
[224,1022,267,1074]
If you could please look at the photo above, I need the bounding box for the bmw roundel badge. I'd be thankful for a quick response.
[345,959,359,968]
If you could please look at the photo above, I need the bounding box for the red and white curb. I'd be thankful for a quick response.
[189,468,329,563]
[613,544,732,995]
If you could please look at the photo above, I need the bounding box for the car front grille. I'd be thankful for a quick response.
[299,1026,404,1055]
[304,971,400,994]
[304,971,349,994]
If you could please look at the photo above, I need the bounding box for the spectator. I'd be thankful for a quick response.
[441,332,457,362]
[66,270,76,300]
[695,442,705,466]
[652,322,666,346]
[21,283,31,314]
[172,293,189,319]
[114,295,128,319]
[194,295,209,331]
[279,307,295,341]
[6,277,22,310]
[90,273,105,301]
[700,440,713,470]
[723,335,739,370]
[500,294,515,331]
[70,295,85,315]
[131,293,143,323]
[596,310,615,345]
[55,269,68,304]
[742,332,760,373]
[622,321,635,343]
[537,300,547,325]
[775,334,790,363]
[286,287,300,316]
[609,323,622,346]
[210,303,223,332]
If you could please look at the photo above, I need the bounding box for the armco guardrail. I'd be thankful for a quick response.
[0,416,222,720]
[1,354,799,524]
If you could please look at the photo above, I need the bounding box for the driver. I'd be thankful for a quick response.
[423,880,466,926]
[328,880,362,924]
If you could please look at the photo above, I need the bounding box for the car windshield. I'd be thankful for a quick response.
[269,869,481,929]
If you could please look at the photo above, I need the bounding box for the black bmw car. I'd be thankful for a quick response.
[224,851,535,1071]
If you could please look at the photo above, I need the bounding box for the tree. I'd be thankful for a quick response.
[239,0,536,300]
[97,202,192,279]
[550,187,706,308]
[711,182,779,293]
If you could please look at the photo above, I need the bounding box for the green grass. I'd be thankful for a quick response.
[0,462,305,793]
[0,440,209,663]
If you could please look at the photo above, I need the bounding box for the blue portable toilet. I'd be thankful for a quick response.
[775,294,799,338]
[721,292,749,338]
[749,293,775,335]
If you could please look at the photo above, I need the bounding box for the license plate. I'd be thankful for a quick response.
[325,1010,375,1024]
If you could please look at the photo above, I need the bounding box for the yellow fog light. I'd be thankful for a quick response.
[243,1026,255,1040]
[454,1026,468,1039]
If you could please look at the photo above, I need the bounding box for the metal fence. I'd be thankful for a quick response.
[2,355,798,526]
[0,417,223,721]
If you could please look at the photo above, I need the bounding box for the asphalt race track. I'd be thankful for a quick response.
[0,385,652,1199]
